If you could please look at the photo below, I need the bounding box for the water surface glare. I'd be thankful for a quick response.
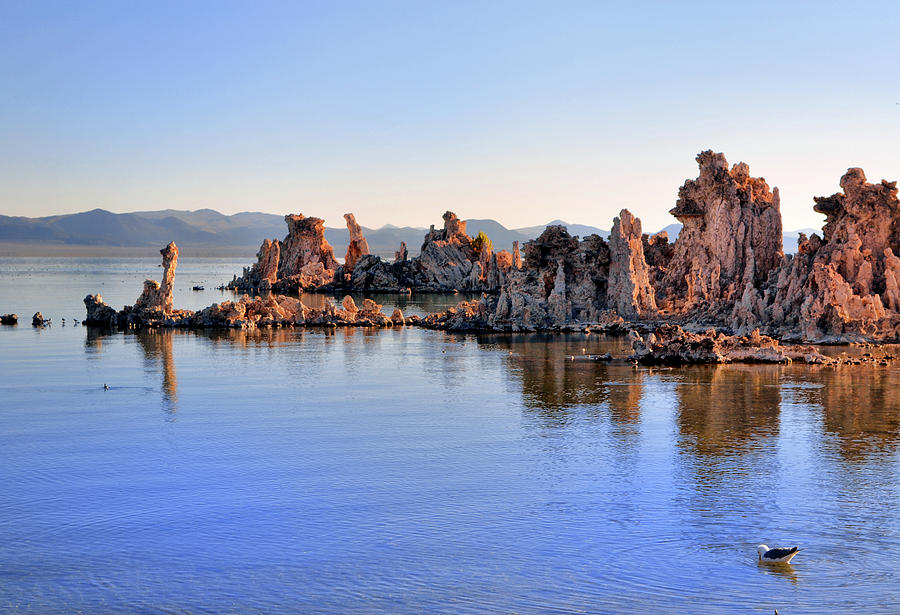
[2,259,900,613]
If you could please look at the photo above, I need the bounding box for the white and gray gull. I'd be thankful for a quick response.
[757,544,800,563]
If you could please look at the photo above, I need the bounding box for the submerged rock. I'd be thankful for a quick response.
[31,312,47,327]
[1,313,17,325]
[630,325,830,365]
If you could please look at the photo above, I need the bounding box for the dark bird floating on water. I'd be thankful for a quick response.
[758,544,800,563]
[103,384,109,390]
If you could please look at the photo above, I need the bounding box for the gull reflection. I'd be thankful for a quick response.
[757,561,799,586]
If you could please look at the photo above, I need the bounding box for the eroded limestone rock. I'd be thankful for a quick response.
[416,211,478,291]
[660,151,783,315]
[608,209,657,318]
[83,295,119,327]
[394,241,408,263]
[279,214,337,277]
[482,225,611,329]
[348,211,509,293]
[761,169,900,342]
[229,214,339,292]
[343,213,370,273]
[134,242,178,314]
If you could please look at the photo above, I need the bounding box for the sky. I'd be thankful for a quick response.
[1,0,899,232]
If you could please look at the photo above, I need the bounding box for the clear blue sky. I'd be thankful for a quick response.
[1,1,898,232]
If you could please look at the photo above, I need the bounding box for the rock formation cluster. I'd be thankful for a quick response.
[751,169,900,342]
[350,211,519,292]
[228,214,337,292]
[231,210,518,294]
[432,150,900,344]
[83,148,900,353]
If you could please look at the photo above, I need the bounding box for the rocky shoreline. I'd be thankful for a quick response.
[82,149,900,364]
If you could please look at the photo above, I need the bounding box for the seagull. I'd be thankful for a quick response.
[758,544,800,563]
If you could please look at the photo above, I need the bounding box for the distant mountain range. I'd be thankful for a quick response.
[0,208,816,256]
[0,208,609,257]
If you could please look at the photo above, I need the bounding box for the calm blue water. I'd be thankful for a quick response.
[1,258,900,613]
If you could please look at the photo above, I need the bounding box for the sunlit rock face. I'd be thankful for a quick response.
[255,239,281,286]
[760,169,900,342]
[276,214,338,289]
[607,209,657,319]
[229,214,338,292]
[349,211,510,293]
[229,238,279,291]
[134,241,179,314]
[394,242,408,263]
[343,213,370,273]
[659,151,783,316]
[416,211,478,290]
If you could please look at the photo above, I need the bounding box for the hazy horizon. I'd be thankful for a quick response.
[3,2,898,232]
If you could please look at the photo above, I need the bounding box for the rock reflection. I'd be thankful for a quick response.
[135,329,178,418]
[195,326,305,348]
[676,365,783,458]
[608,372,644,425]
[479,333,609,412]
[84,326,111,352]
[476,333,640,426]
[793,366,900,461]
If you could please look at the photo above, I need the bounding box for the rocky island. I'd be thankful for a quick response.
[83,150,900,364]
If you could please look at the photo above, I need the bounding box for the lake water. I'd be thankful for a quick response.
[2,258,900,613]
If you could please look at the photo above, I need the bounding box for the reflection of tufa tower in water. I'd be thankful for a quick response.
[136,329,178,417]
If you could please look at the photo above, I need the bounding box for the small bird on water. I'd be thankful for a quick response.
[758,544,800,563]
[103,384,109,390]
